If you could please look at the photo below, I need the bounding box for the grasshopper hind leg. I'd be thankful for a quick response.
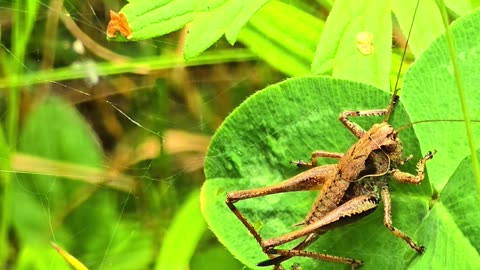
[225,165,337,269]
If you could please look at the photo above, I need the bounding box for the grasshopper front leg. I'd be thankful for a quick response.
[392,150,437,184]
[382,150,437,252]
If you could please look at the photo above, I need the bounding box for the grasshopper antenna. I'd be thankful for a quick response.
[397,119,480,133]
[384,0,421,123]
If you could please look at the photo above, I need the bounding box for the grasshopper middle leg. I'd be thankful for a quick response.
[291,150,344,168]
[381,185,425,253]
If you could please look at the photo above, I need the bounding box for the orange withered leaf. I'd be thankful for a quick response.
[106,10,133,40]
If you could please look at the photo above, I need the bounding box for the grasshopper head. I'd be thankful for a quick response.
[368,123,405,166]
[380,126,405,167]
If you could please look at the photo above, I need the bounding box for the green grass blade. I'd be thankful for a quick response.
[155,189,206,270]
[392,0,444,56]
[0,49,256,89]
[400,7,480,191]
[0,0,40,266]
[436,0,480,196]
[0,125,10,265]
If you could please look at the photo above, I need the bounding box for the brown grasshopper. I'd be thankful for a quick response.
[226,106,436,269]
[225,2,436,269]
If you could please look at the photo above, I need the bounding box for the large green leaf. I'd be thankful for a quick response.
[410,150,480,269]
[201,8,480,269]
[201,76,431,270]
[401,7,480,190]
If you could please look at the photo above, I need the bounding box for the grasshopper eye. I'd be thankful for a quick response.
[381,138,399,152]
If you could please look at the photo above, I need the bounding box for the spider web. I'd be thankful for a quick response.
[0,1,280,269]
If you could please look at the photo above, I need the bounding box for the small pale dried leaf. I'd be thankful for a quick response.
[356,31,374,55]
[134,136,161,163]
[164,129,210,154]
[12,153,136,192]
[175,153,206,172]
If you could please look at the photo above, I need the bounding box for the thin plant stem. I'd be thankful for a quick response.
[436,0,480,194]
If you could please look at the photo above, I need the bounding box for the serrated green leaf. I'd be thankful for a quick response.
[201,76,433,270]
[223,2,271,44]
[118,0,269,59]
[184,0,269,59]
[238,1,324,76]
[401,7,480,191]
[311,0,392,90]
[120,0,195,40]
[392,0,444,56]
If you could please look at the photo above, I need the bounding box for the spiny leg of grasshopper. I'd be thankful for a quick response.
[391,150,437,184]
[340,109,388,138]
[383,150,437,252]
[381,185,425,253]
[291,151,343,168]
